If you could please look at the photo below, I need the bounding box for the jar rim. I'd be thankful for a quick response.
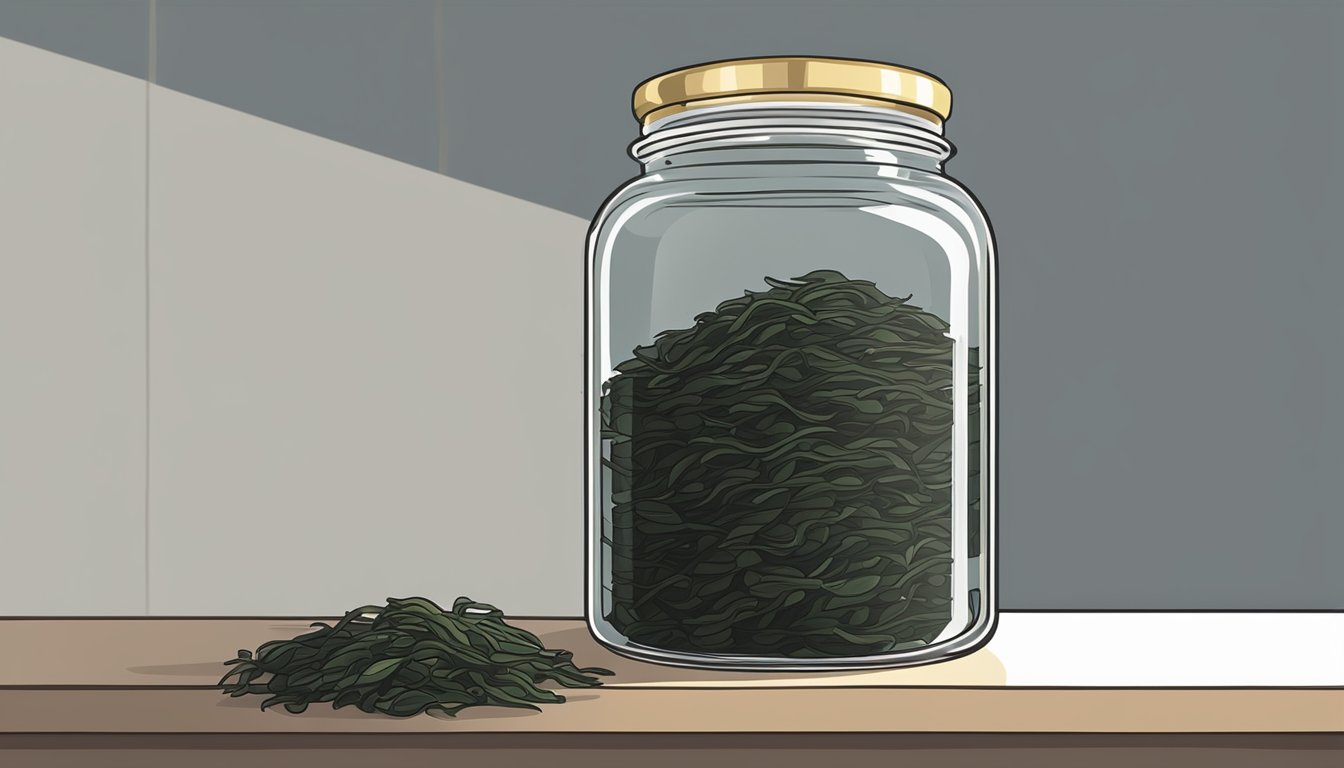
[633,56,953,127]
[630,103,954,165]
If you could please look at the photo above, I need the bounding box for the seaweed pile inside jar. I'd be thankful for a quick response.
[601,270,978,658]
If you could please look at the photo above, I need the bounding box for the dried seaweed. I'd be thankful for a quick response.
[220,596,612,717]
[601,270,979,657]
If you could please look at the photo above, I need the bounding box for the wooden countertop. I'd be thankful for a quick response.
[2,613,1341,735]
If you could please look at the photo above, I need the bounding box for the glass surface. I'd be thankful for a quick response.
[587,106,993,669]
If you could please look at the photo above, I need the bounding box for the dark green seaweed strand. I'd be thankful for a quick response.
[602,269,980,658]
[219,596,613,717]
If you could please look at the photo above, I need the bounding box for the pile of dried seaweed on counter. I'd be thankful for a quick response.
[220,596,612,717]
[602,269,978,658]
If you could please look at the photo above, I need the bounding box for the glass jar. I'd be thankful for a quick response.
[586,57,995,670]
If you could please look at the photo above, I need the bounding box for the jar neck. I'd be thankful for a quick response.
[630,103,955,173]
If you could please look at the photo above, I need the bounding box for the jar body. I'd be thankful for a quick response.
[586,105,995,670]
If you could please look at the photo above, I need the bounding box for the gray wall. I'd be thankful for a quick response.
[2,0,1341,611]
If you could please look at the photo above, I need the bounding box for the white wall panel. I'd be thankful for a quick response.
[147,85,588,615]
[0,39,147,614]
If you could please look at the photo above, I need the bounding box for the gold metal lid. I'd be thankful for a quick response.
[633,56,952,127]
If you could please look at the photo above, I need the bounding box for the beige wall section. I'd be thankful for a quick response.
[147,85,589,615]
[0,40,148,614]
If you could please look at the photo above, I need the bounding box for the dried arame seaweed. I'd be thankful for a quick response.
[601,270,980,658]
[219,596,612,717]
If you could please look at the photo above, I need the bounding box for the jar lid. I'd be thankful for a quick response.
[633,56,952,126]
